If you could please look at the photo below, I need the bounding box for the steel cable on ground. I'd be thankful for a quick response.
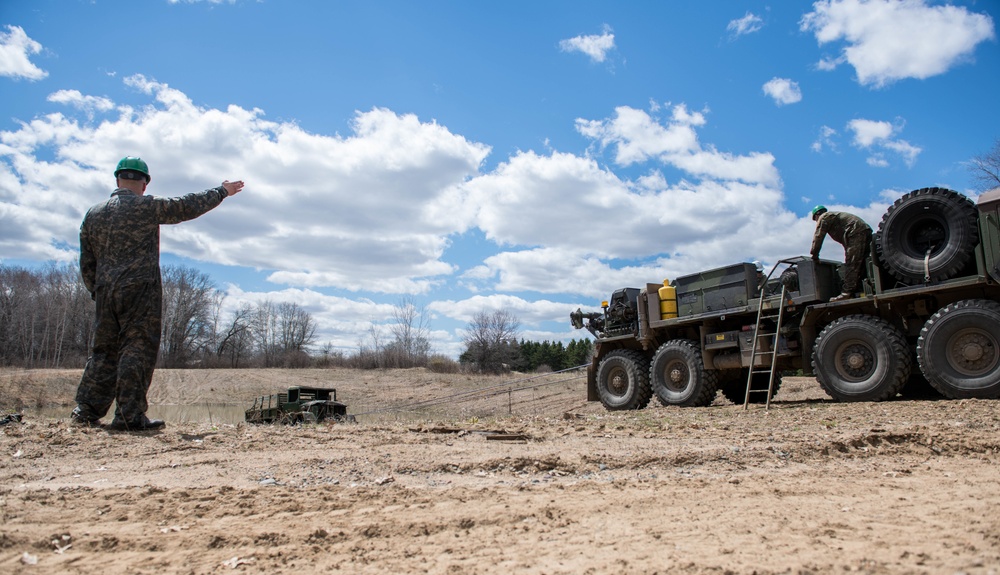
[351,367,585,417]
[350,364,589,418]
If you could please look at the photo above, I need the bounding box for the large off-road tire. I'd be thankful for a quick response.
[917,299,1000,399]
[812,315,910,402]
[875,187,979,284]
[595,349,652,410]
[718,369,782,405]
[650,339,717,407]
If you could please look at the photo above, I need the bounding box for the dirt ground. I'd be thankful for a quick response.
[1,367,999,574]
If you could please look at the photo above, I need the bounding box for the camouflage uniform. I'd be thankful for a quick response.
[75,186,228,422]
[810,211,873,294]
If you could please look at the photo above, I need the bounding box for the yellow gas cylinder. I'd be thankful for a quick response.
[658,280,677,319]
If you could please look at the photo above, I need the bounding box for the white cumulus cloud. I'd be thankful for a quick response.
[811,125,838,153]
[847,118,921,167]
[559,25,616,63]
[728,12,764,38]
[576,104,780,186]
[0,75,491,294]
[762,77,803,106]
[436,103,802,298]
[800,0,996,87]
[0,25,47,81]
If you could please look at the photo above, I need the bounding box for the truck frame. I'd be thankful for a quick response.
[244,386,349,424]
[571,187,1000,409]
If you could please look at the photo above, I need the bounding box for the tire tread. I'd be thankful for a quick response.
[812,314,910,402]
[875,187,978,284]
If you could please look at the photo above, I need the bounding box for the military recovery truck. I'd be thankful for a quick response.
[245,386,349,424]
[571,187,1000,410]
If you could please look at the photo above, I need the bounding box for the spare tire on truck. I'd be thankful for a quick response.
[875,187,979,285]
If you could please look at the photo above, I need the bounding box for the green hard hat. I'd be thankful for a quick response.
[114,156,150,182]
[810,205,827,219]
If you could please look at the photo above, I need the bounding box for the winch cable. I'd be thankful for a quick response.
[349,364,589,417]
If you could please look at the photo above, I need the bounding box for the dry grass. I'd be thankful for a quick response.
[1,367,837,426]
[0,368,81,411]
[0,367,590,423]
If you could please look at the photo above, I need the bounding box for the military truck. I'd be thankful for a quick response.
[571,187,1000,409]
[245,386,349,424]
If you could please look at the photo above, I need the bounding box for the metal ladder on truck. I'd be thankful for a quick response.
[743,281,787,410]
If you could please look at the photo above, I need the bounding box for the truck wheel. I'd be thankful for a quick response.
[650,339,717,407]
[719,370,782,405]
[595,349,652,410]
[917,300,1000,399]
[812,315,910,401]
[876,187,978,284]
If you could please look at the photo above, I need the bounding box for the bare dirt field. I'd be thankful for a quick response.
[1,367,999,574]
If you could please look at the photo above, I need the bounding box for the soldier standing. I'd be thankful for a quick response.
[809,205,873,302]
[71,157,245,431]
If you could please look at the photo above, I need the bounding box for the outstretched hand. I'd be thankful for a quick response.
[222,180,245,197]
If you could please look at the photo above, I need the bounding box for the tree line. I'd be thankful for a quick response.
[457,308,592,374]
[1,263,592,373]
[0,263,320,369]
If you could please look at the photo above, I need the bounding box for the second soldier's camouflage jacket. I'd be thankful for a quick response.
[810,210,872,258]
[79,186,228,295]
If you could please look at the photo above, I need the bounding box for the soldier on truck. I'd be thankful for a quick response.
[809,205,873,302]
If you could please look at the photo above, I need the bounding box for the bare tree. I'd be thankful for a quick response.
[355,320,385,369]
[250,299,280,367]
[970,138,1000,192]
[160,265,217,367]
[1,266,41,366]
[0,265,21,365]
[0,263,92,368]
[218,303,253,368]
[461,308,521,374]
[315,341,342,367]
[63,266,95,366]
[277,301,317,366]
[241,299,318,367]
[384,296,432,368]
[36,264,92,367]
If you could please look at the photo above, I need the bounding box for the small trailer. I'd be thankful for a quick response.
[244,386,349,424]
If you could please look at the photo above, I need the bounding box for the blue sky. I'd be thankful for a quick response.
[1,0,998,358]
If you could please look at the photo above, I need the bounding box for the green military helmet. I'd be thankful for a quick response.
[114,156,151,183]
[810,205,828,220]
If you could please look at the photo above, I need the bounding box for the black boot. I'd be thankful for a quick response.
[106,415,166,431]
[70,406,103,427]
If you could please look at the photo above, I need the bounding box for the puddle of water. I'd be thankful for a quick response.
[26,404,248,425]
[22,404,427,426]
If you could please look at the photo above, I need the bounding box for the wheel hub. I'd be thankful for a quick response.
[669,367,684,384]
[846,352,866,370]
[610,371,627,393]
[837,343,874,380]
[949,331,997,376]
[961,342,984,362]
